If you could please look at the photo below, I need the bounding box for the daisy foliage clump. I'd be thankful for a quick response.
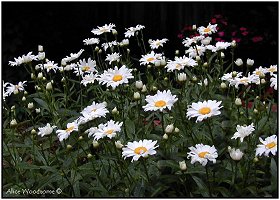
[3,22,277,198]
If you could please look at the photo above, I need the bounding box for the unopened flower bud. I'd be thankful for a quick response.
[38,72,43,79]
[235,58,243,66]
[147,64,152,69]
[66,144,72,150]
[174,127,180,133]
[22,96,26,101]
[232,71,238,77]
[231,40,236,47]
[253,157,259,163]
[163,133,168,140]
[152,86,157,91]
[42,77,46,81]
[98,49,102,54]
[13,89,19,94]
[92,140,99,148]
[141,85,147,93]
[175,50,180,55]
[95,46,99,51]
[112,107,118,114]
[78,136,83,141]
[178,73,187,82]
[192,24,197,30]
[235,98,242,106]
[246,58,254,66]
[165,124,174,134]
[122,39,129,46]
[220,82,227,89]
[164,77,168,81]
[195,56,201,61]
[135,80,143,89]
[46,82,52,90]
[112,29,118,35]
[115,140,123,149]
[229,148,244,161]
[261,79,266,84]
[179,160,187,171]
[38,45,44,52]
[28,102,34,109]
[31,73,35,79]
[127,49,130,54]
[35,108,41,113]
[203,62,208,67]
[37,52,45,60]
[192,76,197,82]
[133,92,141,100]
[87,153,93,159]
[31,129,37,134]
[220,52,225,58]
[160,59,166,66]
[253,108,258,113]
[11,105,15,111]
[155,60,161,67]
[61,59,67,66]
[10,119,17,127]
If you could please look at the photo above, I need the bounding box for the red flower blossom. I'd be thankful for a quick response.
[178,34,184,39]
[218,31,225,37]
[252,36,263,43]
[211,18,217,24]
[241,31,249,36]
[240,27,247,31]
[215,37,222,41]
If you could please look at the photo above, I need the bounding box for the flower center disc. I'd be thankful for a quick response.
[199,107,211,115]
[105,129,114,134]
[265,142,276,149]
[134,146,147,154]
[204,28,211,33]
[82,66,90,71]
[198,151,209,158]
[113,74,123,82]
[66,126,74,133]
[147,57,155,62]
[155,100,167,107]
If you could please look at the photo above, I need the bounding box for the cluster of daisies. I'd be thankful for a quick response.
[5,22,277,165]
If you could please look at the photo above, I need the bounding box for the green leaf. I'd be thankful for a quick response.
[33,98,50,112]
[125,118,135,138]
[270,158,277,191]
[192,175,209,197]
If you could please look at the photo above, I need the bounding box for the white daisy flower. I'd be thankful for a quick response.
[149,38,168,49]
[91,23,116,35]
[197,23,218,35]
[256,135,277,157]
[101,41,118,51]
[81,73,97,86]
[165,56,197,72]
[266,64,277,75]
[228,147,244,161]
[139,51,163,65]
[4,81,27,96]
[221,71,243,83]
[105,52,121,65]
[44,61,59,73]
[185,45,206,58]
[206,41,231,52]
[270,74,277,90]
[9,52,37,66]
[38,123,57,137]
[187,144,218,166]
[90,120,123,140]
[230,73,259,88]
[142,90,178,112]
[253,66,267,77]
[136,24,145,31]
[83,38,100,45]
[186,100,222,122]
[63,49,84,63]
[97,65,134,90]
[122,139,158,162]
[182,36,205,47]
[231,123,255,142]
[74,58,97,76]
[80,101,109,123]
[56,121,79,142]
[124,24,145,38]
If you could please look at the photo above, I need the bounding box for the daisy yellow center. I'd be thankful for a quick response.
[198,151,209,158]
[92,108,97,112]
[265,142,276,149]
[105,129,114,134]
[240,78,249,83]
[199,107,211,115]
[176,63,182,69]
[155,41,161,46]
[134,146,147,154]
[82,66,90,71]
[66,126,74,133]
[268,68,276,72]
[101,28,108,32]
[147,57,155,62]
[155,100,167,107]
[113,74,123,82]
[204,28,211,33]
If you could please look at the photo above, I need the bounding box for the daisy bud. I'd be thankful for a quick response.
[28,102,34,109]
[103,101,107,106]
[253,157,259,163]
[87,153,93,159]
[127,49,130,54]
[141,85,147,93]
[66,144,72,150]
[38,72,43,79]
[35,86,41,91]
[235,98,242,106]
[231,40,236,47]
[165,124,174,134]
[10,119,17,127]
[148,39,152,44]
[261,79,266,84]
[98,49,102,54]
[42,77,46,81]
[115,140,123,149]
[174,127,180,133]
[78,136,83,141]
[61,77,66,83]
[61,59,67,66]
[220,82,227,89]
[37,52,45,60]
[147,64,152,69]
[38,45,44,52]
[164,77,168,81]
[192,76,197,82]
[122,39,129,46]
[35,64,41,70]
[246,58,254,66]
[31,129,37,134]
[11,105,15,111]
[112,29,118,35]
[179,160,187,171]
[192,24,197,30]
[112,107,118,114]
[195,56,201,62]
[13,89,19,94]
[46,82,52,90]
[160,59,166,66]
[92,140,99,148]
[152,86,157,91]
[175,50,180,55]
[155,60,161,67]
[253,108,258,113]
[95,46,99,51]
[240,111,244,115]
[22,96,26,101]
[229,148,244,161]
[31,73,35,79]
[35,108,41,113]
[163,133,168,140]
[220,52,225,58]
[203,62,208,67]
[256,96,260,99]
[178,73,187,82]
[135,80,143,89]
[232,71,238,77]
[133,92,141,100]
[235,58,243,66]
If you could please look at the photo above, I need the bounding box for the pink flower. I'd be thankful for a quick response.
[221,20,228,26]
[241,31,249,36]
[218,31,225,37]
[215,38,222,41]
[211,18,217,24]
[178,34,184,39]
[252,36,263,43]
[232,31,237,36]
[240,27,247,31]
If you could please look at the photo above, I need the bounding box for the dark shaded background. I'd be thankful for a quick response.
[2,2,278,82]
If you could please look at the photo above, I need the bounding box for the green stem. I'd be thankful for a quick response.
[206,165,212,197]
